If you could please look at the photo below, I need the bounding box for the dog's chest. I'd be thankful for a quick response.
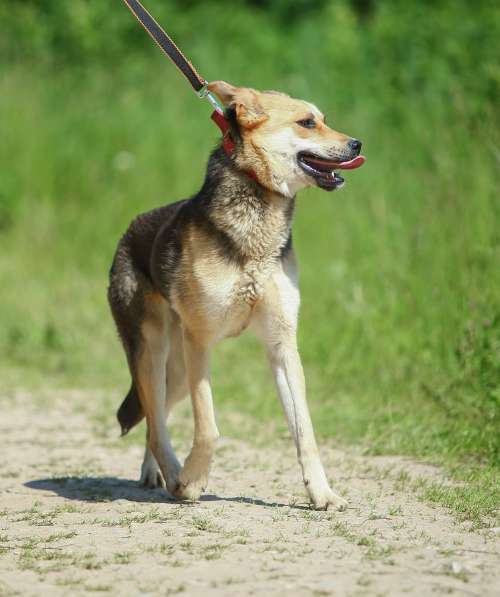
[211,205,289,311]
[170,193,293,341]
[234,260,272,304]
[179,256,278,340]
[204,257,274,306]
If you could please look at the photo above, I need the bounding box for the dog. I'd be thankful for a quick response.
[108,80,364,510]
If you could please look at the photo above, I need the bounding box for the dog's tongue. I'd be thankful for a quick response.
[305,155,366,171]
[335,155,365,170]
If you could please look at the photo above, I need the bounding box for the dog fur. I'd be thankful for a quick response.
[108,81,362,509]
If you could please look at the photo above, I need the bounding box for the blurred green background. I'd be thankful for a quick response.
[1,1,499,513]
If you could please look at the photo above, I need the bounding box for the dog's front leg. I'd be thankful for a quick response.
[267,338,347,510]
[174,330,219,501]
[254,267,347,511]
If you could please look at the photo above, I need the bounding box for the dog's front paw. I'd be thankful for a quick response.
[171,451,211,501]
[172,476,207,501]
[310,489,348,512]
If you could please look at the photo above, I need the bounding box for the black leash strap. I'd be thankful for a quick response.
[121,0,207,94]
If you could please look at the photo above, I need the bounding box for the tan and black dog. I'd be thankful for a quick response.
[108,81,364,510]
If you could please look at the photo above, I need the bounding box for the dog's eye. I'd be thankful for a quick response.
[296,118,316,129]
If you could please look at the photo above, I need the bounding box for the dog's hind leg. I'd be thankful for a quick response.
[165,315,190,413]
[140,427,164,489]
[140,316,188,489]
[108,250,181,493]
[134,294,182,495]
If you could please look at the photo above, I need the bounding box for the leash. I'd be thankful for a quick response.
[121,0,234,155]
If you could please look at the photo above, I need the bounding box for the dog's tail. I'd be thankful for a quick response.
[117,383,144,436]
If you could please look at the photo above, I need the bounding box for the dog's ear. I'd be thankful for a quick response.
[207,80,238,106]
[208,81,268,130]
[233,93,268,130]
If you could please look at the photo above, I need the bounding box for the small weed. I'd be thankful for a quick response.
[365,544,394,560]
[223,527,250,540]
[394,470,411,491]
[179,540,193,554]
[357,535,375,547]
[18,546,73,573]
[191,515,220,533]
[101,509,168,528]
[113,551,134,565]
[388,505,403,516]
[145,543,175,556]
[202,543,227,561]
[79,553,106,571]
[46,530,77,542]
[331,521,357,543]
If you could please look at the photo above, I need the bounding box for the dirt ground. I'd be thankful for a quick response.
[0,390,498,596]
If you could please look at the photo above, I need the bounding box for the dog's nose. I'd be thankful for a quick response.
[349,139,362,155]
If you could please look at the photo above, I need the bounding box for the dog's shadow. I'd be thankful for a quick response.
[25,477,309,510]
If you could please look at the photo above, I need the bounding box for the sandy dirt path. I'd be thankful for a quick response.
[0,391,498,596]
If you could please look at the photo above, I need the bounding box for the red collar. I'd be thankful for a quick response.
[211,109,235,155]
[211,110,260,185]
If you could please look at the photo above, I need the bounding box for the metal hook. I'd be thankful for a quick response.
[198,82,224,114]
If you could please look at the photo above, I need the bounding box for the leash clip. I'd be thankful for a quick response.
[197,82,209,98]
[200,80,233,156]
[198,82,224,114]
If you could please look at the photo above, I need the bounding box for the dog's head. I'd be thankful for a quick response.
[208,80,365,197]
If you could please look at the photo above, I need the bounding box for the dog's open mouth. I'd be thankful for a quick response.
[298,152,366,191]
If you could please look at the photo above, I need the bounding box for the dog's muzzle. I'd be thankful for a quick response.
[297,150,365,191]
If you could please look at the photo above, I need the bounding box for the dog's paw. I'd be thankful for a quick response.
[140,460,165,490]
[311,490,348,512]
[171,453,210,501]
[172,476,207,501]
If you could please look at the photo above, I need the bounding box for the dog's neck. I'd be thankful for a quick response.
[196,148,295,263]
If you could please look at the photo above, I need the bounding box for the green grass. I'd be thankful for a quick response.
[1,1,499,523]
